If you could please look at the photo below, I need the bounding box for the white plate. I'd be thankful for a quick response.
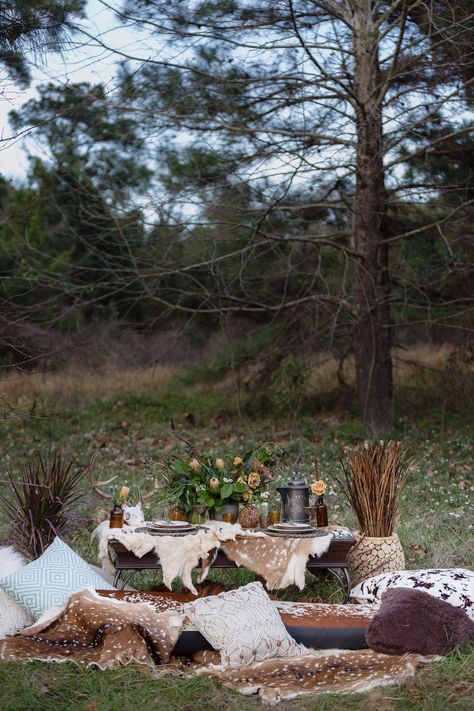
[266,525,316,534]
[273,522,312,529]
[152,520,191,528]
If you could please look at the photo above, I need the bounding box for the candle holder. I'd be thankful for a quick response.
[304,506,318,527]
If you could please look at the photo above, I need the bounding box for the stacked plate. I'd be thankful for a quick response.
[143,520,197,535]
[265,522,320,536]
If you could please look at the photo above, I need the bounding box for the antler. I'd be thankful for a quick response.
[88,466,117,500]
[139,478,163,502]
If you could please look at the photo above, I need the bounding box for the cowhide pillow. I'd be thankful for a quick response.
[351,568,474,621]
[183,581,305,667]
[365,587,474,655]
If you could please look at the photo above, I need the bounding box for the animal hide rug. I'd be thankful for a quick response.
[0,587,184,668]
[1,588,433,704]
[222,534,332,590]
[189,648,431,704]
[95,522,332,594]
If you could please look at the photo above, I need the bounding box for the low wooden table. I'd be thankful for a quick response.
[108,531,356,602]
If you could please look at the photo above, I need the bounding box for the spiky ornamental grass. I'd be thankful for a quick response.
[338,441,410,538]
[0,449,90,559]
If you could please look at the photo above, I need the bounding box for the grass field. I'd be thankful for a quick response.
[0,359,473,710]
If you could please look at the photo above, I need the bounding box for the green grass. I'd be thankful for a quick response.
[0,650,472,711]
[0,376,473,709]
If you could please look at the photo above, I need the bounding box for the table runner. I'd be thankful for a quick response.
[95,521,333,594]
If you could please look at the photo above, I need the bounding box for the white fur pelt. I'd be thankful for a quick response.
[93,521,259,594]
[93,522,333,595]
[0,546,34,638]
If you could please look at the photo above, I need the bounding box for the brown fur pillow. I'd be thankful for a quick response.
[365,587,474,655]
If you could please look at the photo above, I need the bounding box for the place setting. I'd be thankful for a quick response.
[264,521,327,538]
[136,520,202,536]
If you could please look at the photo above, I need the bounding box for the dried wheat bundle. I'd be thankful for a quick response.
[338,441,409,537]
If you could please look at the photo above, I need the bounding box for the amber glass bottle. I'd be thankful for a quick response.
[109,503,124,528]
[315,496,328,527]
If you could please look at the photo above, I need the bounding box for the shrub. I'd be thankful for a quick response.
[0,449,90,559]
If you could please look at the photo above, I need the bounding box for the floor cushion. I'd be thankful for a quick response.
[351,568,474,620]
[0,547,33,638]
[0,537,115,620]
[182,581,305,667]
[366,587,474,655]
[97,590,376,655]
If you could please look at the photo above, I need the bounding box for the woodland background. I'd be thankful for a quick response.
[0,0,473,436]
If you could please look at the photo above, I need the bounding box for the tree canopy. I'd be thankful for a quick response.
[0,0,473,433]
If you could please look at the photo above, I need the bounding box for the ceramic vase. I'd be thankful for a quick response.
[347,532,405,587]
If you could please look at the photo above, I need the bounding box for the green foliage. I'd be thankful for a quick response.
[151,444,279,513]
[179,325,284,386]
[0,0,85,85]
[268,356,310,415]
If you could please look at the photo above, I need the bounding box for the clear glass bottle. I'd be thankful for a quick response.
[259,501,269,528]
[191,505,208,525]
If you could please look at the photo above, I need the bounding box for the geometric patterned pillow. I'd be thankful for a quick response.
[0,537,114,620]
[350,568,474,621]
[183,581,305,667]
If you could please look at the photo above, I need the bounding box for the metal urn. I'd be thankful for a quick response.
[277,473,310,523]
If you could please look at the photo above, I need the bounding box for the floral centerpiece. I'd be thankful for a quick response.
[153,444,281,519]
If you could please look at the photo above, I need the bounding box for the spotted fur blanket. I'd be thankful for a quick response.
[190,648,428,703]
[0,588,431,703]
[95,521,333,593]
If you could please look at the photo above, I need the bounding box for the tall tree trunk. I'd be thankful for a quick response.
[352,4,393,436]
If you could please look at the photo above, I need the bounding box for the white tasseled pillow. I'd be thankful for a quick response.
[0,547,34,638]
[183,581,305,667]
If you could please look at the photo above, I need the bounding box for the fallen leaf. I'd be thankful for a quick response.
[84,701,98,711]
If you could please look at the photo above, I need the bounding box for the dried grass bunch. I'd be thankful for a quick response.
[338,441,410,537]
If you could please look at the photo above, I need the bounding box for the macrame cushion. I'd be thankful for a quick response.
[0,537,114,620]
[0,547,33,638]
[183,581,305,667]
[365,587,474,655]
[351,568,474,621]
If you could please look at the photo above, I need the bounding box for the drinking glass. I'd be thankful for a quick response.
[267,508,281,525]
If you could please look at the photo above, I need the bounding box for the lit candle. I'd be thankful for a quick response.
[314,456,319,481]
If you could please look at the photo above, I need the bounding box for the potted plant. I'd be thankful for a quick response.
[338,440,409,586]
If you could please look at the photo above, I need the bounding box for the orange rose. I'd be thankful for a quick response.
[248,472,261,489]
[311,480,327,497]
[118,486,130,502]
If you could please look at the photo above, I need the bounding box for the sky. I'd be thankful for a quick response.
[0,1,138,181]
